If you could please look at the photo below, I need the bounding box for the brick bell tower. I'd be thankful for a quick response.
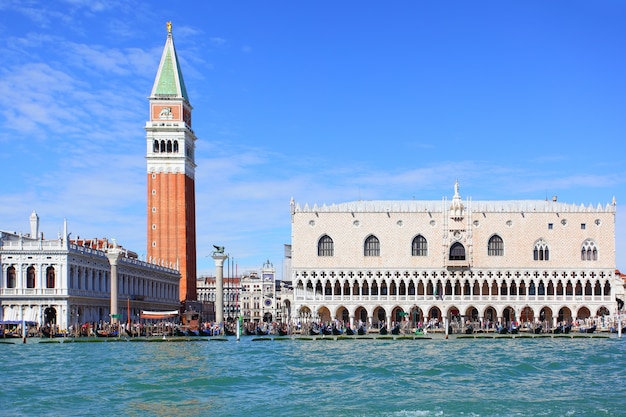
[145,21,198,303]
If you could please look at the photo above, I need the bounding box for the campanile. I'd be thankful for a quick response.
[145,22,197,302]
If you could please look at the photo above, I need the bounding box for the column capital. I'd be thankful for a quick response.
[211,254,228,266]
[106,248,123,265]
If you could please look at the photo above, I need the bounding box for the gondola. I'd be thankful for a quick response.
[322,327,333,336]
[510,326,519,334]
[332,326,343,335]
[497,326,508,334]
[584,325,596,334]
[278,328,289,336]
[357,326,367,335]
[224,327,236,336]
[379,326,388,335]
[465,325,474,334]
[124,327,138,338]
[309,328,320,336]
[345,327,355,336]
[41,327,66,339]
[391,324,401,335]
[2,330,23,339]
[95,329,118,338]
[533,325,542,334]
[554,324,572,334]
[255,327,269,336]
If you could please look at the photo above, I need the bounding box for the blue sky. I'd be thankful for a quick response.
[1,1,624,279]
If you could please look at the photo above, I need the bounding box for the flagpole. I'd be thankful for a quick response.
[235,261,239,317]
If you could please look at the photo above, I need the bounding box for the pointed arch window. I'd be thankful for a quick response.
[364,235,380,257]
[449,242,466,260]
[412,235,428,256]
[581,239,598,261]
[160,140,166,152]
[167,140,173,153]
[488,235,504,256]
[533,239,549,261]
[318,235,334,257]
[173,140,179,153]
[153,140,159,153]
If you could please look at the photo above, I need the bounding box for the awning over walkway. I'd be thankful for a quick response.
[140,310,179,320]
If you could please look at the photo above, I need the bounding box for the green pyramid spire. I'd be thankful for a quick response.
[151,23,189,101]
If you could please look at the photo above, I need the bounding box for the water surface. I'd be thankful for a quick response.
[2,337,624,416]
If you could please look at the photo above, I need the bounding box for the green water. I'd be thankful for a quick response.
[2,337,625,416]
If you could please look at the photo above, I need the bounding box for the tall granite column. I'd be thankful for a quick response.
[212,252,228,325]
[106,247,122,324]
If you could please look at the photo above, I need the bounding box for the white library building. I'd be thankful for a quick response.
[289,182,622,331]
[0,212,180,331]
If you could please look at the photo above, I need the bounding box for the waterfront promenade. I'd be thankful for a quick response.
[0,330,615,344]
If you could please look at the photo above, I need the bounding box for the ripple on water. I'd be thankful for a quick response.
[2,338,626,416]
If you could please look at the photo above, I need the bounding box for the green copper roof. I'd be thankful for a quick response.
[151,33,189,101]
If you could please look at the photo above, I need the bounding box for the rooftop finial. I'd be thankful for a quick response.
[166,21,172,34]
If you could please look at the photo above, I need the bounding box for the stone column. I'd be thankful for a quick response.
[37,265,43,292]
[212,253,228,325]
[106,248,122,324]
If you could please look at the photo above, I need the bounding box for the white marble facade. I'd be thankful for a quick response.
[0,213,180,331]
[289,183,622,330]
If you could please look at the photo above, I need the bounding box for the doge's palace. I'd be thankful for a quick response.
[290,182,621,331]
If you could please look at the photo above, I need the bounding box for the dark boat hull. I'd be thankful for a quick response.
[95,330,118,338]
